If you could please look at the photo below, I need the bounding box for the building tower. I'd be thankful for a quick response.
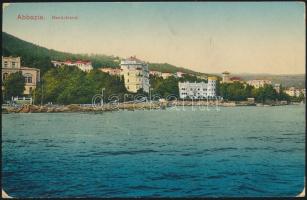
[222,71,230,83]
[207,76,217,97]
[120,56,150,93]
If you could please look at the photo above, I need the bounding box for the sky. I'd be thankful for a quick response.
[2,2,305,74]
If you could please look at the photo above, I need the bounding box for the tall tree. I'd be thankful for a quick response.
[3,72,25,100]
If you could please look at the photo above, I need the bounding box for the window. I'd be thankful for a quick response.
[29,87,33,93]
[3,73,9,81]
[127,79,129,83]
[24,73,32,83]
[4,61,8,68]
[12,62,16,68]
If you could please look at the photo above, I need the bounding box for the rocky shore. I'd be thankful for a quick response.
[2,100,295,114]
[2,102,165,114]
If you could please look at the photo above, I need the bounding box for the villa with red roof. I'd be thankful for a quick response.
[51,60,93,72]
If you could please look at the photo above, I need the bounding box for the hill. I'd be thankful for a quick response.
[235,73,305,89]
[2,32,120,74]
[2,32,208,76]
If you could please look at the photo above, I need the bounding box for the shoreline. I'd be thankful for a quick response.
[2,101,303,114]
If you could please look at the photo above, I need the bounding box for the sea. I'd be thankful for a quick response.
[2,105,305,197]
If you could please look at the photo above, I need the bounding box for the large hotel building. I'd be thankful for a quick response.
[120,56,150,93]
[178,77,217,99]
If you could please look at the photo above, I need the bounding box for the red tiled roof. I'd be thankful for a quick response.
[64,60,91,64]
[230,77,241,81]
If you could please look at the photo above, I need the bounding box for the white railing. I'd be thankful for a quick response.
[11,96,33,105]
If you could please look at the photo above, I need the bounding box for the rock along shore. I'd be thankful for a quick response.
[1,100,293,114]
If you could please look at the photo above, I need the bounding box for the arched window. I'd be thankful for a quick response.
[2,73,9,81]
[24,73,32,83]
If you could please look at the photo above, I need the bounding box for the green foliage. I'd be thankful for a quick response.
[3,32,216,78]
[289,93,305,102]
[3,72,25,100]
[218,82,291,102]
[219,82,252,101]
[33,66,127,105]
[150,75,179,98]
[178,74,206,82]
[148,63,201,75]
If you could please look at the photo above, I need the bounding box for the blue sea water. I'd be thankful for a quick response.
[1,105,305,197]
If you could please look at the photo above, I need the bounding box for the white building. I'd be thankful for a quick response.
[284,87,303,97]
[179,77,217,99]
[120,56,150,93]
[274,83,281,93]
[75,61,93,72]
[175,71,185,78]
[161,72,173,79]
[149,70,162,77]
[247,80,272,88]
[100,67,122,76]
[51,60,93,72]
[301,89,306,97]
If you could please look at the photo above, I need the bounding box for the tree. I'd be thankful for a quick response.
[3,72,25,100]
[32,66,127,105]
[219,82,251,101]
[252,84,279,103]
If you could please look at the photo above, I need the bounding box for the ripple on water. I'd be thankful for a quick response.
[87,149,158,156]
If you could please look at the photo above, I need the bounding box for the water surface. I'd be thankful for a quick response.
[2,105,305,197]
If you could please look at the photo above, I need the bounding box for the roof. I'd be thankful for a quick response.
[230,77,241,81]
[125,56,143,62]
[208,76,217,80]
[75,60,91,64]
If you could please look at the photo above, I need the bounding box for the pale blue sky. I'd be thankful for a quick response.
[3,2,305,74]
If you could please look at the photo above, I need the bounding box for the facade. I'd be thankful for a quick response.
[149,70,162,77]
[196,75,208,80]
[51,60,93,72]
[120,56,150,93]
[222,71,231,83]
[175,71,185,78]
[301,89,306,97]
[274,83,281,93]
[161,72,173,79]
[178,77,217,99]
[221,72,244,84]
[284,87,303,97]
[246,80,272,88]
[2,56,40,95]
[100,67,122,76]
[230,77,241,82]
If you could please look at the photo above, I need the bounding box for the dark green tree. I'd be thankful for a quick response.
[3,72,25,100]
[32,66,127,105]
